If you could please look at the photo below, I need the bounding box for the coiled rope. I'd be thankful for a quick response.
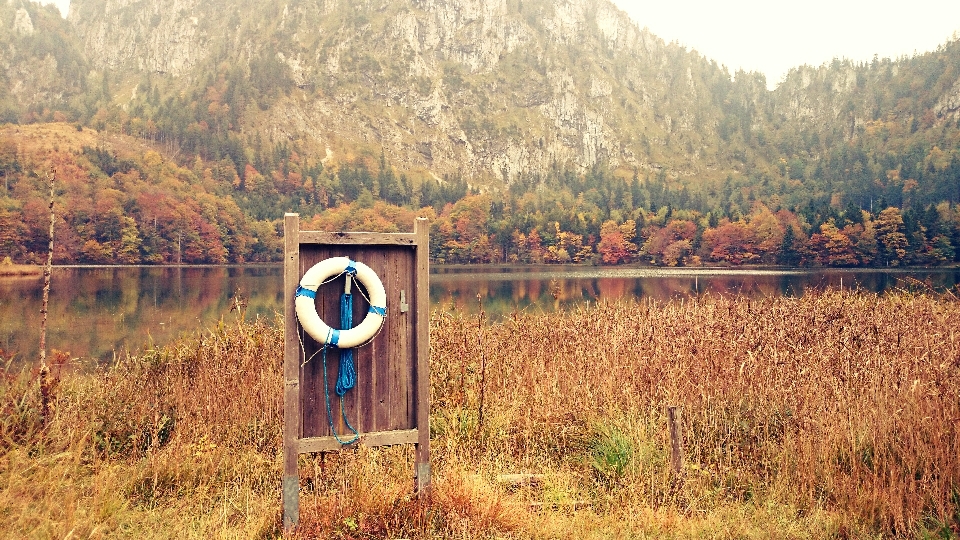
[335,276,357,396]
[321,274,360,444]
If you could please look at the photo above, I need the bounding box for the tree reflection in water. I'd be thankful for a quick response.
[1,265,957,362]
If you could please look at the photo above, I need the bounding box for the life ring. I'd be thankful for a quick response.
[295,256,387,348]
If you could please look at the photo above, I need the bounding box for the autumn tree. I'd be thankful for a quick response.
[875,207,908,266]
[641,219,697,265]
[701,219,758,265]
[597,219,636,264]
[748,202,784,263]
[809,221,858,266]
[546,222,592,263]
[0,205,24,259]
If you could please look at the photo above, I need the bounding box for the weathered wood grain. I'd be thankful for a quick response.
[414,217,432,493]
[299,231,417,246]
[298,429,419,453]
[282,213,301,530]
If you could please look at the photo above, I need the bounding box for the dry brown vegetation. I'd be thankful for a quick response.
[1,290,959,538]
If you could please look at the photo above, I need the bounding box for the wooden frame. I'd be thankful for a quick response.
[283,215,431,530]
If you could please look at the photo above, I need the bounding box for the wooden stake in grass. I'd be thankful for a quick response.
[476,293,487,438]
[667,405,684,476]
[38,170,55,425]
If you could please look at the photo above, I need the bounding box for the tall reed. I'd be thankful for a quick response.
[1,289,957,538]
[431,289,960,535]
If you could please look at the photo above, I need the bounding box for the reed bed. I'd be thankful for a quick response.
[1,289,958,539]
[431,289,960,537]
[0,314,285,539]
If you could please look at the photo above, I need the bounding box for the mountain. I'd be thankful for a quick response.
[2,0,960,267]
[60,0,753,184]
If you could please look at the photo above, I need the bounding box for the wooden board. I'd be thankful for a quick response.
[283,215,431,530]
[297,243,418,438]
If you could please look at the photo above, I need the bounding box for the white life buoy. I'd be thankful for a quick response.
[295,256,386,348]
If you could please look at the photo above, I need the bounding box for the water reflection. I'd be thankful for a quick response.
[430,265,960,316]
[1,265,957,362]
[0,265,284,365]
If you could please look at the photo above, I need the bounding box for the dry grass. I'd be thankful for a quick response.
[1,289,959,538]
[0,314,284,539]
[430,289,960,538]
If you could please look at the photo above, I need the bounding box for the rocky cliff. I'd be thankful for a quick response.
[67,0,739,183]
[0,0,86,121]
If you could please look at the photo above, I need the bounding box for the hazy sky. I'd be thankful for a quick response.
[611,0,960,89]
[41,0,960,90]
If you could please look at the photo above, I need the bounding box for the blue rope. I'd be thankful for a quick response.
[295,285,316,299]
[319,284,360,445]
[321,342,359,445]
[316,267,363,446]
[336,292,356,395]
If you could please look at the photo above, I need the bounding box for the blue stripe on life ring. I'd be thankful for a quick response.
[295,286,316,299]
[345,260,357,275]
[368,305,386,316]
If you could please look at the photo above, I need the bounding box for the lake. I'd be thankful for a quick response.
[2,265,958,363]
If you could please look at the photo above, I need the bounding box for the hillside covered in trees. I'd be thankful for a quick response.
[1,0,960,267]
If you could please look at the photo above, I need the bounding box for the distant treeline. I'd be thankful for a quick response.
[1,131,957,268]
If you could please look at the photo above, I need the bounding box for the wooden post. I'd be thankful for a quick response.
[667,406,683,475]
[413,217,432,494]
[283,213,301,530]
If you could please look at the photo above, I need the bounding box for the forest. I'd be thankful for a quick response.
[1,122,959,268]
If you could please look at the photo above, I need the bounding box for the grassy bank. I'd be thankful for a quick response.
[2,290,959,538]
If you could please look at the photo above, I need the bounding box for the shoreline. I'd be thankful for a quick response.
[0,264,42,277]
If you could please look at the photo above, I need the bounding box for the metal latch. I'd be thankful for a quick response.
[400,290,409,313]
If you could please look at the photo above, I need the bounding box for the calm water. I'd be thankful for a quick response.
[2,265,958,363]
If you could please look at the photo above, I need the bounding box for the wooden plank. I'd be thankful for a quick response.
[298,429,419,454]
[358,255,379,433]
[344,251,365,435]
[343,245,368,435]
[371,249,392,432]
[405,248,417,428]
[413,217,432,493]
[299,245,325,439]
[390,250,417,429]
[404,252,417,428]
[282,213,301,529]
[390,255,404,430]
[299,231,417,246]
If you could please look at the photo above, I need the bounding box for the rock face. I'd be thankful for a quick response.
[772,62,866,141]
[16,0,960,185]
[935,78,960,121]
[67,0,732,182]
[70,0,208,75]
[0,1,87,118]
[13,7,35,35]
